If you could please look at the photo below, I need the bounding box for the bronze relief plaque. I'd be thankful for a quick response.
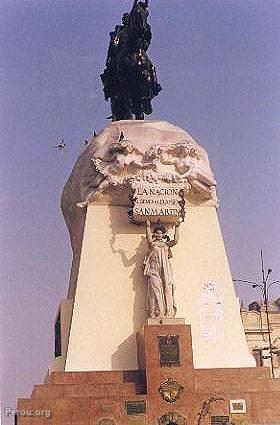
[158,335,180,367]
[158,412,186,425]
[158,377,184,403]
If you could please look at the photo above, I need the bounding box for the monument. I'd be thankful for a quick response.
[100,0,161,120]
[58,118,254,373]
[17,2,280,424]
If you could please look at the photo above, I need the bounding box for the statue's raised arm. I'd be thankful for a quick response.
[145,220,153,246]
[167,223,180,247]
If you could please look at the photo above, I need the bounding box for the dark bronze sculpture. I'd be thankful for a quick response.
[100,0,161,121]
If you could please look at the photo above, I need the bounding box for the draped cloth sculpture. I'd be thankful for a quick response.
[143,220,179,318]
[100,0,162,121]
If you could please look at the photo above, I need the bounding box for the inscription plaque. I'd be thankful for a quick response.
[99,419,115,425]
[211,417,229,425]
[126,401,146,416]
[129,184,185,224]
[230,399,246,414]
[158,335,180,367]
[101,404,114,414]
[229,414,247,425]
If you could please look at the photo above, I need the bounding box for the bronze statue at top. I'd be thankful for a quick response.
[100,0,162,121]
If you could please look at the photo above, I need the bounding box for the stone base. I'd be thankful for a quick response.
[17,324,280,425]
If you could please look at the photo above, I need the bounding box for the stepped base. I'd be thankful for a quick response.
[17,324,280,424]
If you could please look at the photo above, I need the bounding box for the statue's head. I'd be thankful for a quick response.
[122,13,129,26]
[139,1,149,15]
[153,223,167,241]
[143,0,149,7]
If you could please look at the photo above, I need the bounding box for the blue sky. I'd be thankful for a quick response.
[1,1,280,423]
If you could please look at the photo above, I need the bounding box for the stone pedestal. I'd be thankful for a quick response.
[17,323,280,425]
[59,120,254,372]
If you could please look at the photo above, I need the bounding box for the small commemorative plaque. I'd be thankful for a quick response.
[125,400,146,416]
[101,404,114,414]
[99,419,115,425]
[229,414,247,425]
[158,335,180,367]
[211,417,230,425]
[230,399,246,414]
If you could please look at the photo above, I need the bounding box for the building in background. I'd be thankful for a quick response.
[241,298,280,378]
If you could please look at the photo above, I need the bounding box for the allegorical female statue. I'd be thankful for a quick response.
[143,220,179,318]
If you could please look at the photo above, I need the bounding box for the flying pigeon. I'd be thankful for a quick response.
[55,139,65,150]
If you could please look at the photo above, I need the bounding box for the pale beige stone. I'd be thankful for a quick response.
[61,120,255,371]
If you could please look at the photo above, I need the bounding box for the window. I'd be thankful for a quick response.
[272,349,280,367]
[252,348,263,367]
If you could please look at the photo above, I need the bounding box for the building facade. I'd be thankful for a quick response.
[241,298,280,378]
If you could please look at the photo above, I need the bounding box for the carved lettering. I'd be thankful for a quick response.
[130,183,185,223]
[136,187,179,197]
